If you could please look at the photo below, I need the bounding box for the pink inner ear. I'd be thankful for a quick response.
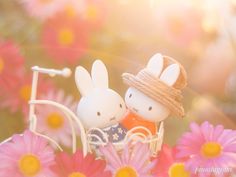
[160,64,180,86]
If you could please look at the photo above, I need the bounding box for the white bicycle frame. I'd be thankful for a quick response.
[28,66,88,156]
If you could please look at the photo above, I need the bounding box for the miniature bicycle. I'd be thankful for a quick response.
[1,66,164,157]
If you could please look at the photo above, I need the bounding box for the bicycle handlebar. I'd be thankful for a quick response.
[31,66,71,78]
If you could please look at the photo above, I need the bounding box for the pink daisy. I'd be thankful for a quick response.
[41,13,89,65]
[0,40,24,94]
[51,149,112,177]
[154,1,202,47]
[0,74,53,117]
[100,142,155,177]
[19,0,66,20]
[153,144,192,177]
[36,89,77,147]
[177,121,236,176]
[0,130,56,177]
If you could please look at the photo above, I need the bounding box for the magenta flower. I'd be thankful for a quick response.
[0,130,56,177]
[153,144,191,177]
[100,142,155,177]
[177,121,236,176]
[0,40,24,95]
[0,74,53,117]
[51,149,111,177]
[41,13,89,65]
[36,89,77,147]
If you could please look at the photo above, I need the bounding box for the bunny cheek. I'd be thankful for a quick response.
[125,87,170,122]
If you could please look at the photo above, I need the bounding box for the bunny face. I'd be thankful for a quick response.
[124,53,181,123]
[125,87,170,122]
[77,88,126,129]
[75,60,126,129]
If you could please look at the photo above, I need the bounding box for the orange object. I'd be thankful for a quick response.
[121,111,157,135]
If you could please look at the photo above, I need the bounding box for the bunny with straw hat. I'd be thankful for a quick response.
[121,53,187,135]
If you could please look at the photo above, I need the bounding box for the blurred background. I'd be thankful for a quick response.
[0,0,236,146]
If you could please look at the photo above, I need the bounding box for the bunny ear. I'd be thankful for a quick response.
[91,60,109,88]
[75,66,93,96]
[146,53,164,77]
[160,64,180,86]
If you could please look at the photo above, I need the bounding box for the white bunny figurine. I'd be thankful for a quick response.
[75,60,127,143]
[121,53,187,134]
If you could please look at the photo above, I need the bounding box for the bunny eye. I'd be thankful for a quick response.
[97,112,101,116]
[148,106,153,111]
[129,93,132,98]
[120,104,123,108]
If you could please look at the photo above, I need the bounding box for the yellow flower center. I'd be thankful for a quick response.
[115,166,137,177]
[19,154,41,176]
[0,57,4,74]
[169,163,190,177]
[19,85,32,102]
[201,142,222,158]
[86,5,98,20]
[65,5,76,18]
[58,28,74,46]
[47,112,64,129]
[68,172,86,177]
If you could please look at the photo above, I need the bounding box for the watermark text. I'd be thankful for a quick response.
[195,167,233,175]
